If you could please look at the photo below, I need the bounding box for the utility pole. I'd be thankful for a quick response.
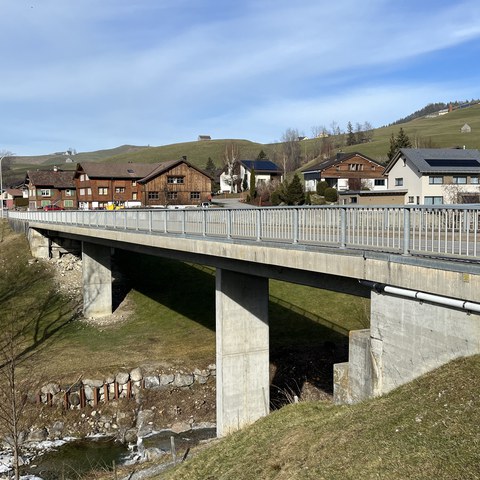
[0,151,13,218]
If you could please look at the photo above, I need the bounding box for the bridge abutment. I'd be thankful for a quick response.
[28,228,50,259]
[215,269,270,437]
[334,290,480,404]
[82,242,112,318]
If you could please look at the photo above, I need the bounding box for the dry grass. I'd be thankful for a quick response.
[159,355,480,480]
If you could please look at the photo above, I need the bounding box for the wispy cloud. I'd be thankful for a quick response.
[1,0,479,154]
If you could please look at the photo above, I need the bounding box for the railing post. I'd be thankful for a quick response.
[182,209,186,234]
[403,207,411,255]
[256,209,262,241]
[227,209,232,239]
[340,207,346,249]
[148,210,153,233]
[202,209,207,237]
[293,208,299,243]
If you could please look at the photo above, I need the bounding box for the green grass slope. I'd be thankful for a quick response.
[161,354,480,480]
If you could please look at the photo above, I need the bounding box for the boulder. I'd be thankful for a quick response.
[116,372,130,385]
[174,374,194,388]
[144,375,160,389]
[130,367,143,382]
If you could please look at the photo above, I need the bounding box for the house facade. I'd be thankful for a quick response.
[385,148,480,205]
[302,152,387,192]
[25,168,76,210]
[75,159,212,209]
[138,159,213,207]
[74,162,152,210]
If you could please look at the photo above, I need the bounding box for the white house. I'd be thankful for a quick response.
[384,148,480,205]
[219,160,282,193]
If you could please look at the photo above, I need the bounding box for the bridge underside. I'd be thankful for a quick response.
[19,224,480,437]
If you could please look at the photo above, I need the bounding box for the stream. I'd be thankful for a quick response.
[20,428,216,480]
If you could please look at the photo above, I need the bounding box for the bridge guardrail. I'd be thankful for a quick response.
[8,205,479,261]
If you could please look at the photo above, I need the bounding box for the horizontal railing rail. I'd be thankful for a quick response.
[8,205,480,261]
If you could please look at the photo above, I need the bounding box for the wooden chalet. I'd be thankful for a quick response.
[74,162,153,210]
[25,168,76,210]
[138,158,213,207]
[74,158,213,209]
[302,152,386,192]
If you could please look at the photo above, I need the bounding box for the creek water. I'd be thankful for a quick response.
[22,428,216,480]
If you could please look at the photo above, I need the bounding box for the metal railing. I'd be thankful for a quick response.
[8,205,480,261]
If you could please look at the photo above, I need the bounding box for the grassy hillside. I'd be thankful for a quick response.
[5,102,479,183]
[160,354,480,480]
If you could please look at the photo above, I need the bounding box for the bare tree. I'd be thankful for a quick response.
[281,128,301,172]
[223,142,241,193]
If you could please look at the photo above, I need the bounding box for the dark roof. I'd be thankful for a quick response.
[240,160,282,173]
[385,148,480,174]
[76,162,156,179]
[302,152,383,174]
[26,170,75,188]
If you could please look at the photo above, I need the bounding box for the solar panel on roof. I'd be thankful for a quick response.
[127,169,135,173]
[425,159,480,168]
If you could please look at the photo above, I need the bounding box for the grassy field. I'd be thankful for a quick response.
[159,354,480,480]
[0,223,367,383]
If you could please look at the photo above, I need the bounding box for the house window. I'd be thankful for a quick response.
[349,164,363,171]
[132,180,137,187]
[471,176,479,184]
[41,189,51,197]
[374,179,385,186]
[132,192,137,200]
[167,192,178,200]
[167,176,184,184]
[394,178,403,187]
[148,191,159,200]
[424,196,443,205]
[190,192,200,200]
[350,197,357,204]
[453,176,467,184]
[408,196,414,203]
[65,189,73,196]
[79,174,88,182]
[80,188,86,196]
[429,176,443,184]
[64,200,74,208]
[98,187,108,196]
[87,188,92,195]
[115,187,126,193]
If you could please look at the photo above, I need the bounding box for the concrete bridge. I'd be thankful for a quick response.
[8,205,480,437]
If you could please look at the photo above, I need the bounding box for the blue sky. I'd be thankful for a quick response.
[1,0,480,156]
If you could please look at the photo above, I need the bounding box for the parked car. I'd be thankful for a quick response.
[198,202,211,208]
[43,204,64,211]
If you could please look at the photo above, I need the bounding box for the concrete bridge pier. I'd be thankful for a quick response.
[215,268,270,437]
[82,242,112,318]
[28,228,50,259]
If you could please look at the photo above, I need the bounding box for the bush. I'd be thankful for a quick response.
[324,187,338,203]
[316,181,329,196]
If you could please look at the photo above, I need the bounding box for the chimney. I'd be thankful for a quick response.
[182,155,187,161]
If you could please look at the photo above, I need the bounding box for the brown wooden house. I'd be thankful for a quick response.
[25,168,76,210]
[138,158,213,207]
[74,159,212,209]
[74,162,153,209]
[302,152,387,192]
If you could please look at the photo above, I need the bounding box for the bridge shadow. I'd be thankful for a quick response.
[114,250,355,408]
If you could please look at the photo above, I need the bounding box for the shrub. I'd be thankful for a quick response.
[324,187,338,203]
[316,181,329,196]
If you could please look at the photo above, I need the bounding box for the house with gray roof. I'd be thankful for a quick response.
[384,148,480,204]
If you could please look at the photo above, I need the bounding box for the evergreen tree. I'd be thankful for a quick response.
[256,150,267,160]
[286,174,305,205]
[316,180,329,196]
[249,169,256,200]
[346,121,356,146]
[205,157,216,177]
[387,128,413,162]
